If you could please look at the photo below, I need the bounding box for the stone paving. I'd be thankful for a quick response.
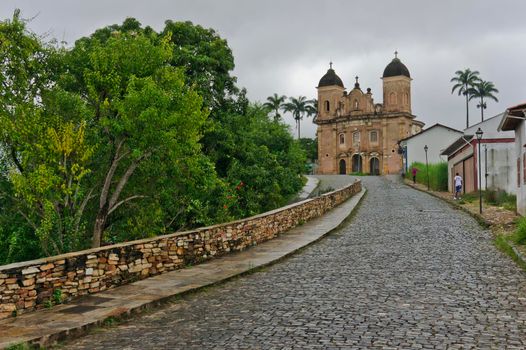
[65,176,526,349]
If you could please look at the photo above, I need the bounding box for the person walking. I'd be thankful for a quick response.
[454,172,463,199]
[412,167,418,184]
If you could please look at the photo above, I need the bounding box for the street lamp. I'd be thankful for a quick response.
[424,145,429,190]
[476,127,484,213]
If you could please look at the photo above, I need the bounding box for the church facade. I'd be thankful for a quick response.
[315,54,424,175]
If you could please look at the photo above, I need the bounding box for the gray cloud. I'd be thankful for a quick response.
[2,0,525,138]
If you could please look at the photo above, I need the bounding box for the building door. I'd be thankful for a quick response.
[453,156,475,193]
[370,157,380,175]
[352,154,362,173]
[339,159,346,174]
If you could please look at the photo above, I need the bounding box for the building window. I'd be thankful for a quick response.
[523,153,526,184]
[324,100,330,112]
[339,133,345,145]
[354,99,359,110]
[403,93,409,105]
[352,131,360,144]
[390,92,396,105]
[370,130,378,143]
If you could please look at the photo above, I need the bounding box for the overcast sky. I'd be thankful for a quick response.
[1,0,525,138]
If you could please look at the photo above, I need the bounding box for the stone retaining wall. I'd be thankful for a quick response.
[0,180,361,319]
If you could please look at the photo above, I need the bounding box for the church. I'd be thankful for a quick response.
[315,53,424,175]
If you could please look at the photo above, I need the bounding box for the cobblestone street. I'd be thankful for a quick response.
[66,176,526,349]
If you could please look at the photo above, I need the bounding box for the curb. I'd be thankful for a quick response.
[4,189,367,349]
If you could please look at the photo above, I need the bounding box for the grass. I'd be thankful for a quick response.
[512,216,526,245]
[5,343,31,350]
[455,190,516,211]
[407,162,448,191]
[484,189,517,212]
[494,235,526,271]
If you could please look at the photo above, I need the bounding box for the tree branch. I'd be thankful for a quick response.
[74,186,95,233]
[108,195,147,215]
[10,146,23,173]
[99,138,126,209]
[108,151,151,211]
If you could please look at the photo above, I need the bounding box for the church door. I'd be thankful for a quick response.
[352,154,362,173]
[370,157,380,175]
[339,159,346,174]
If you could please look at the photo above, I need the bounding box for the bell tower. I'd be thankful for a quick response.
[382,51,412,114]
[317,62,345,120]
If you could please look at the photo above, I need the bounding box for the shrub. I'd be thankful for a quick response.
[514,216,526,245]
[407,162,448,191]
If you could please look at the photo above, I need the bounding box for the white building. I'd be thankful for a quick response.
[442,113,515,194]
[499,102,526,215]
[399,123,462,171]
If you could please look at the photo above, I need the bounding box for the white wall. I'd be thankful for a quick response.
[406,127,462,166]
[465,113,515,139]
[478,142,516,194]
[516,122,526,215]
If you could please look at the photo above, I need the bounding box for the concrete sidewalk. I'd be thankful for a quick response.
[0,189,366,349]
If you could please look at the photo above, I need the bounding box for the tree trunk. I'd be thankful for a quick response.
[92,207,108,248]
[481,97,484,122]
[465,86,469,128]
[297,120,301,139]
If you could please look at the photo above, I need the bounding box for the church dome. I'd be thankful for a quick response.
[318,67,344,88]
[383,56,410,78]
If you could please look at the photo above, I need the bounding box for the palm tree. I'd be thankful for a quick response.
[283,96,315,139]
[451,69,481,128]
[469,80,499,122]
[263,93,287,122]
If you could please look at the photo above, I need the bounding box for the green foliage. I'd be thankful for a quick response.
[53,288,63,304]
[263,93,287,122]
[407,162,448,191]
[298,138,318,163]
[484,189,516,211]
[513,217,526,245]
[0,15,307,263]
[5,343,30,350]
[468,80,499,122]
[282,96,316,139]
[451,68,481,128]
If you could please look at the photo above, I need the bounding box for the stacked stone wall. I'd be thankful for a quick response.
[0,180,361,319]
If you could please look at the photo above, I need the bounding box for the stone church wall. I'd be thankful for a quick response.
[0,180,362,319]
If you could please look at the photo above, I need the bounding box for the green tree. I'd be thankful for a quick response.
[0,13,95,256]
[161,20,237,111]
[451,69,481,128]
[263,93,287,121]
[469,80,499,122]
[67,33,210,247]
[298,138,318,163]
[283,96,316,139]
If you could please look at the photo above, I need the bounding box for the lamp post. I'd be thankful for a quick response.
[424,145,429,190]
[476,127,484,213]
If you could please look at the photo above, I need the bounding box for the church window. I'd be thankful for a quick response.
[352,131,360,144]
[354,99,359,110]
[370,130,378,143]
[339,133,345,145]
[389,92,396,105]
[324,100,330,112]
[403,93,409,105]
